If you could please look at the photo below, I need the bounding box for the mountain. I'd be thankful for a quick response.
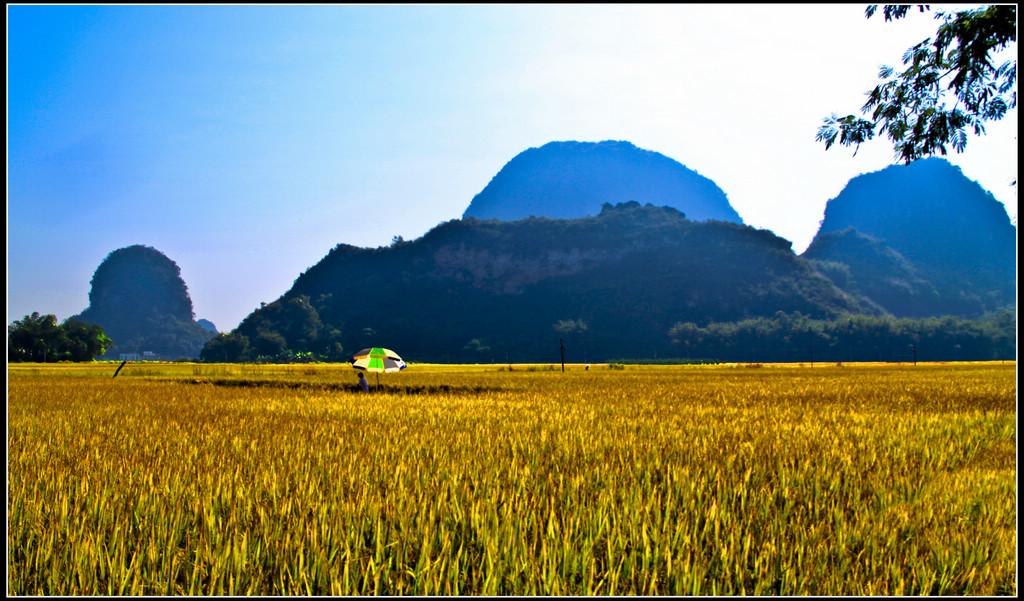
[197,319,219,334]
[73,245,216,359]
[231,202,866,363]
[802,228,936,316]
[212,147,1014,364]
[803,158,1016,318]
[462,140,743,224]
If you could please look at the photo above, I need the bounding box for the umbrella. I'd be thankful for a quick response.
[349,347,407,387]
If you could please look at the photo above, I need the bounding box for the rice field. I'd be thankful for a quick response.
[7,361,1017,595]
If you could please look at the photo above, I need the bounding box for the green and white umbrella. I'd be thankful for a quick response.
[349,347,407,372]
[349,347,407,388]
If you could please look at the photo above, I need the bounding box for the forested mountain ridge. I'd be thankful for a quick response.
[228,202,867,363]
[462,140,743,224]
[803,158,1016,318]
[202,149,1015,364]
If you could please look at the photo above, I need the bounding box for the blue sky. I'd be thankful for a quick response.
[7,4,1017,332]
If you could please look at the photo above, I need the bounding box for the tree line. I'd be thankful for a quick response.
[194,308,1015,365]
[7,313,112,362]
[13,307,1011,365]
[665,310,1015,364]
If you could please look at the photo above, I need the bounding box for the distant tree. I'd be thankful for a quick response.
[200,332,251,363]
[235,295,340,360]
[8,312,63,362]
[552,319,589,335]
[817,5,1016,164]
[60,319,113,361]
[7,313,111,362]
[463,338,491,356]
[252,330,288,359]
[668,322,704,358]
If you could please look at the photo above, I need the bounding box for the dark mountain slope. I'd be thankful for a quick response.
[462,140,743,224]
[239,203,866,363]
[803,158,1015,317]
[804,228,942,316]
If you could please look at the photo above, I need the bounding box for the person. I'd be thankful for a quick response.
[357,372,369,392]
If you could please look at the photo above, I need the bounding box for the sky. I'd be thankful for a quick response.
[7,4,1017,332]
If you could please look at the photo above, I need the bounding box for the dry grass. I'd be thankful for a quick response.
[7,361,1017,595]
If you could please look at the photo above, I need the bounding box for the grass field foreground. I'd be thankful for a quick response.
[7,361,1017,595]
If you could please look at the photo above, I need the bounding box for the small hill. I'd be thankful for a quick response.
[73,245,216,359]
[462,140,743,224]
[197,319,219,334]
[803,158,1016,318]
[233,203,866,363]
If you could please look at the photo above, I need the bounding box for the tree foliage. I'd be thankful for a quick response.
[668,309,1016,364]
[222,296,345,363]
[199,332,253,363]
[817,5,1016,163]
[8,312,112,362]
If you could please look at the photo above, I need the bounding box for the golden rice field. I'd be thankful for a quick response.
[7,361,1017,595]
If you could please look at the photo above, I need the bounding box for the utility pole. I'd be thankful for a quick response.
[560,338,566,372]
